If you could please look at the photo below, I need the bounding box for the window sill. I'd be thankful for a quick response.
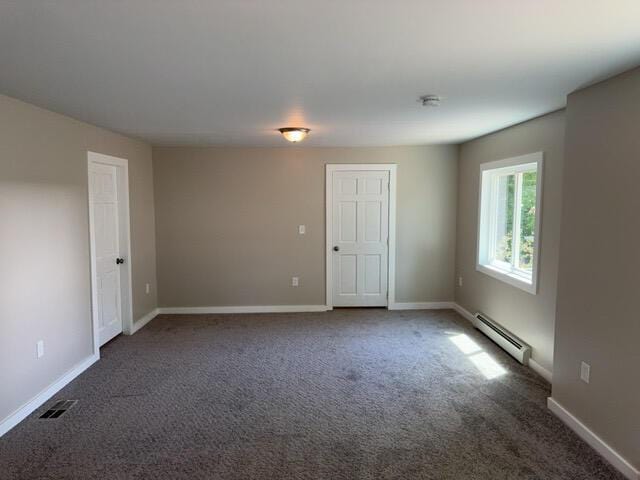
[476,263,537,295]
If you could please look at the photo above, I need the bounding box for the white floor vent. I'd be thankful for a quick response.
[473,312,531,365]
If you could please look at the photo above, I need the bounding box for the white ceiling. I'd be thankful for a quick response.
[1,1,640,147]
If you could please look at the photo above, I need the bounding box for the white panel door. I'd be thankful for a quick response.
[89,163,123,345]
[332,171,389,306]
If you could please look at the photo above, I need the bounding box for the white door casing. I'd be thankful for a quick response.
[88,152,133,351]
[326,165,396,308]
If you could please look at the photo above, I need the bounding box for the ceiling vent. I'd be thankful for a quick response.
[419,95,442,107]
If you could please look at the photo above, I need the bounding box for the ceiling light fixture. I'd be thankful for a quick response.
[278,127,310,143]
[419,95,442,107]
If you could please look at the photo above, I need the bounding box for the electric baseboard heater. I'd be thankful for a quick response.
[473,312,531,365]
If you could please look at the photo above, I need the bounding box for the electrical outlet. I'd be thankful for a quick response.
[36,340,44,359]
[458,276,463,287]
[580,361,590,383]
[145,283,150,294]
[291,276,299,287]
[298,225,306,235]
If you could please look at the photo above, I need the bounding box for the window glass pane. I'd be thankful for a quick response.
[494,174,515,264]
[518,171,537,271]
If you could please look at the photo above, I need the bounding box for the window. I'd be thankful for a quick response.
[477,152,543,294]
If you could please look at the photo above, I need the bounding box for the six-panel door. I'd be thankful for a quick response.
[89,162,123,345]
[332,171,389,306]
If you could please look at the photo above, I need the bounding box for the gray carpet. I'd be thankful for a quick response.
[0,309,624,479]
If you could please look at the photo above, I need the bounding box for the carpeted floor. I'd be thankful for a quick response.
[0,309,624,479]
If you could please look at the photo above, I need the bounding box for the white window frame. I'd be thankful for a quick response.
[476,152,543,294]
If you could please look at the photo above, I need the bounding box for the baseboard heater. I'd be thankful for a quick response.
[473,312,531,365]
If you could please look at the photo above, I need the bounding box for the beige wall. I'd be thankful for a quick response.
[153,145,458,307]
[552,68,640,468]
[455,110,565,374]
[0,94,157,424]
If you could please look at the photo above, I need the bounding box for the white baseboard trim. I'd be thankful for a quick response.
[159,303,459,314]
[388,301,455,310]
[129,308,159,334]
[528,358,552,383]
[157,305,330,315]
[0,353,99,438]
[451,302,477,324]
[451,302,553,382]
[548,397,639,480]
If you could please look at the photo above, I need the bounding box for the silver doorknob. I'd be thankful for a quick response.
[333,246,340,252]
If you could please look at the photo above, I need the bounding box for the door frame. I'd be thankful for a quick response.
[87,151,134,356]
[325,164,397,310]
